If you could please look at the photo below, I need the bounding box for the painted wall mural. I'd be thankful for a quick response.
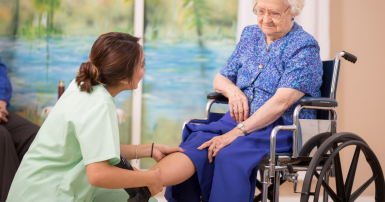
[0,0,238,169]
[0,0,135,144]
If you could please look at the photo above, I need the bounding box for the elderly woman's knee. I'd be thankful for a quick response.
[214,148,236,166]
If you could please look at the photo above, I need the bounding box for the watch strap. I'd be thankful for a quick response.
[238,123,248,136]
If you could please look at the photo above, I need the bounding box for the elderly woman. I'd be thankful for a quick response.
[150,0,322,201]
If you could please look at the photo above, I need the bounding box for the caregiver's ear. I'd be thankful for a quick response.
[120,80,129,85]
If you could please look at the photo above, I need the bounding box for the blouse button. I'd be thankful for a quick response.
[249,95,253,100]
[266,47,269,52]
[259,64,264,69]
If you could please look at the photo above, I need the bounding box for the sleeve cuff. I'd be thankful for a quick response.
[83,154,121,166]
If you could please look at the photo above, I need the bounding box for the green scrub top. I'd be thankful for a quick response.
[7,80,122,202]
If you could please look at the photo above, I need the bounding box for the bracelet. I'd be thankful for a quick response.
[135,144,139,163]
[151,143,154,158]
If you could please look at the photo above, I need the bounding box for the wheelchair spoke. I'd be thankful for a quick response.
[345,146,360,201]
[255,179,263,191]
[314,171,342,202]
[349,175,377,202]
[333,153,347,201]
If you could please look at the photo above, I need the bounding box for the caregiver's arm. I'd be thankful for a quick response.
[213,73,249,123]
[120,144,184,162]
[242,88,304,133]
[86,161,163,197]
[120,144,153,160]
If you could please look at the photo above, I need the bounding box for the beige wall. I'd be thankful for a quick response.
[330,0,385,196]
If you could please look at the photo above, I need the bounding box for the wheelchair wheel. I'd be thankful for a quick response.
[299,132,331,157]
[300,132,385,202]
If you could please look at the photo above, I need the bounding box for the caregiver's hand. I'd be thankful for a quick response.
[197,128,243,163]
[152,144,185,163]
[147,167,163,197]
[0,100,8,123]
[227,85,249,124]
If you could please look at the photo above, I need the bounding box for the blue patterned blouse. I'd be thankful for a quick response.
[220,22,323,123]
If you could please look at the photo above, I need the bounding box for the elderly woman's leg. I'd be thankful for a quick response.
[150,152,196,186]
[208,127,292,202]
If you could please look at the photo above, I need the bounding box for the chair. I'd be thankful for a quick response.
[182,51,385,202]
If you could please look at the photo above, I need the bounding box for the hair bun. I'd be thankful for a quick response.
[76,62,101,93]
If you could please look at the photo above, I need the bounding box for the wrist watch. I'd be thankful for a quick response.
[237,123,248,136]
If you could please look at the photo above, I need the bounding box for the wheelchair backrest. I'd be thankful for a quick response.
[317,60,340,120]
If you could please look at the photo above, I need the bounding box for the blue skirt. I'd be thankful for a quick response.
[165,111,293,202]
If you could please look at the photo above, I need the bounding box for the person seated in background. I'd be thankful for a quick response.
[0,57,40,202]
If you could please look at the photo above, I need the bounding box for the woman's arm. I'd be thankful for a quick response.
[242,87,304,133]
[213,73,249,123]
[86,161,163,197]
[120,144,152,160]
[198,87,305,162]
[120,144,184,162]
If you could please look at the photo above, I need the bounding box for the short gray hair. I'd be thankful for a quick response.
[253,0,306,16]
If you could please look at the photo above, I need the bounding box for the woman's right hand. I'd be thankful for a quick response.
[227,86,249,123]
[147,167,163,197]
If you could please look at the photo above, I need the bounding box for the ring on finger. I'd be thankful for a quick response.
[214,145,217,150]
[232,106,237,111]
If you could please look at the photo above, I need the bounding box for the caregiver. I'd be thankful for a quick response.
[6,32,183,202]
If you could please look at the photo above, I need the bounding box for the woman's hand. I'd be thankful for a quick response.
[146,167,163,197]
[0,100,8,123]
[227,86,249,123]
[152,144,185,162]
[197,128,243,163]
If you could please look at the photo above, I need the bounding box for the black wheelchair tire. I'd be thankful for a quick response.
[300,132,385,202]
[299,132,331,157]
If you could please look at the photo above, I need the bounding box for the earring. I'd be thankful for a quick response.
[292,18,294,21]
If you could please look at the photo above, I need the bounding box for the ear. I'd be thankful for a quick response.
[291,11,297,19]
[120,79,128,85]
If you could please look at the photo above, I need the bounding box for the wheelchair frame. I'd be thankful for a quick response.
[183,51,385,202]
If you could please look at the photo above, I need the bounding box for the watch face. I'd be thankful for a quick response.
[237,123,243,128]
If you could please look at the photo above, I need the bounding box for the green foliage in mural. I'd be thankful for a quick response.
[182,0,210,46]
[0,0,136,38]
[143,0,238,44]
[33,0,61,35]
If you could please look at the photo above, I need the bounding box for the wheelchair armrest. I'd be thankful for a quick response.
[207,92,228,102]
[299,97,338,108]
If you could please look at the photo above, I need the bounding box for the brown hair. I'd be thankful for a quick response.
[76,32,142,93]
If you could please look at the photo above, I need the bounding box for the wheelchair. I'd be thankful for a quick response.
[182,51,385,202]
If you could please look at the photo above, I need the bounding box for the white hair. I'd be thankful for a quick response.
[253,0,306,16]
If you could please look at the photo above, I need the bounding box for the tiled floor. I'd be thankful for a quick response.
[155,196,375,202]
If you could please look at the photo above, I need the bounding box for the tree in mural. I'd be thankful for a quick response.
[182,0,210,47]
[33,0,61,81]
[11,0,20,36]
[33,0,61,35]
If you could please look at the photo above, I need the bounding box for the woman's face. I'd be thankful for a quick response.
[131,53,146,90]
[256,0,296,38]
